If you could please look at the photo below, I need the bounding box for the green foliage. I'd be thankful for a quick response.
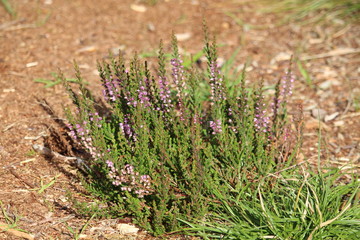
[35,174,60,194]
[34,72,78,88]
[1,0,16,17]
[262,0,360,24]
[139,0,158,6]
[65,212,97,240]
[139,48,204,69]
[182,168,360,239]
[25,148,37,157]
[60,30,357,237]
[0,200,29,234]
[297,60,315,89]
[352,93,360,112]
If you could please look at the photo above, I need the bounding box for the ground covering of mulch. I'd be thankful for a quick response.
[0,0,359,239]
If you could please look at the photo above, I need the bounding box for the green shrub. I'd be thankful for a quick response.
[60,28,358,237]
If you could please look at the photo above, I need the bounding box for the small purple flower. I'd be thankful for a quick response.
[107,163,152,198]
[171,58,184,89]
[101,75,122,102]
[209,119,222,135]
[158,75,172,113]
[106,160,114,168]
[124,93,137,107]
[137,81,151,107]
[281,71,295,99]
[119,116,136,141]
[254,102,270,133]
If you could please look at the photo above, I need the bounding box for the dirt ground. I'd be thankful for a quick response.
[0,0,359,239]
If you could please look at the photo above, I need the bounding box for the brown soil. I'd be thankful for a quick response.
[0,0,359,239]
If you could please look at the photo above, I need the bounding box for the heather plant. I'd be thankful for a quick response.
[60,28,358,237]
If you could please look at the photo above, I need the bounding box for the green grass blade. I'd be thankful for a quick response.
[1,0,16,17]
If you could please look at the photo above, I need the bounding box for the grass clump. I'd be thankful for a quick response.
[181,168,359,239]
[60,27,359,237]
[1,0,16,17]
[262,0,360,24]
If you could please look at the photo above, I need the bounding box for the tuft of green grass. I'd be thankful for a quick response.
[261,0,360,24]
[297,60,315,89]
[139,48,204,69]
[25,148,37,157]
[0,201,30,235]
[181,168,360,240]
[140,0,158,6]
[35,174,60,194]
[353,95,360,112]
[65,212,97,240]
[34,72,80,88]
[1,0,16,17]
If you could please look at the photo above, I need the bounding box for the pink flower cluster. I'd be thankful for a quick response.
[124,92,137,107]
[209,61,226,104]
[158,75,172,113]
[137,79,151,107]
[106,161,151,198]
[68,112,104,159]
[209,119,222,135]
[254,100,270,133]
[281,71,295,99]
[171,57,186,120]
[272,71,296,113]
[119,116,136,142]
[170,58,185,91]
[102,76,121,102]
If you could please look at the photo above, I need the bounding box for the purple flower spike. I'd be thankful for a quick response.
[209,61,226,104]
[102,75,122,102]
[254,101,270,133]
[170,57,186,120]
[281,71,295,99]
[158,75,172,113]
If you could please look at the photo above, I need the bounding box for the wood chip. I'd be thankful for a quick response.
[324,112,339,122]
[24,134,45,140]
[147,22,155,32]
[78,64,90,69]
[3,23,37,31]
[76,45,97,54]
[334,120,345,127]
[300,48,360,61]
[305,118,331,131]
[116,223,139,234]
[20,158,36,165]
[271,52,292,63]
[311,108,327,121]
[0,18,26,30]
[3,123,16,132]
[7,71,27,77]
[272,48,360,62]
[26,62,38,68]
[339,112,360,120]
[175,32,192,41]
[3,88,15,93]
[130,4,147,13]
